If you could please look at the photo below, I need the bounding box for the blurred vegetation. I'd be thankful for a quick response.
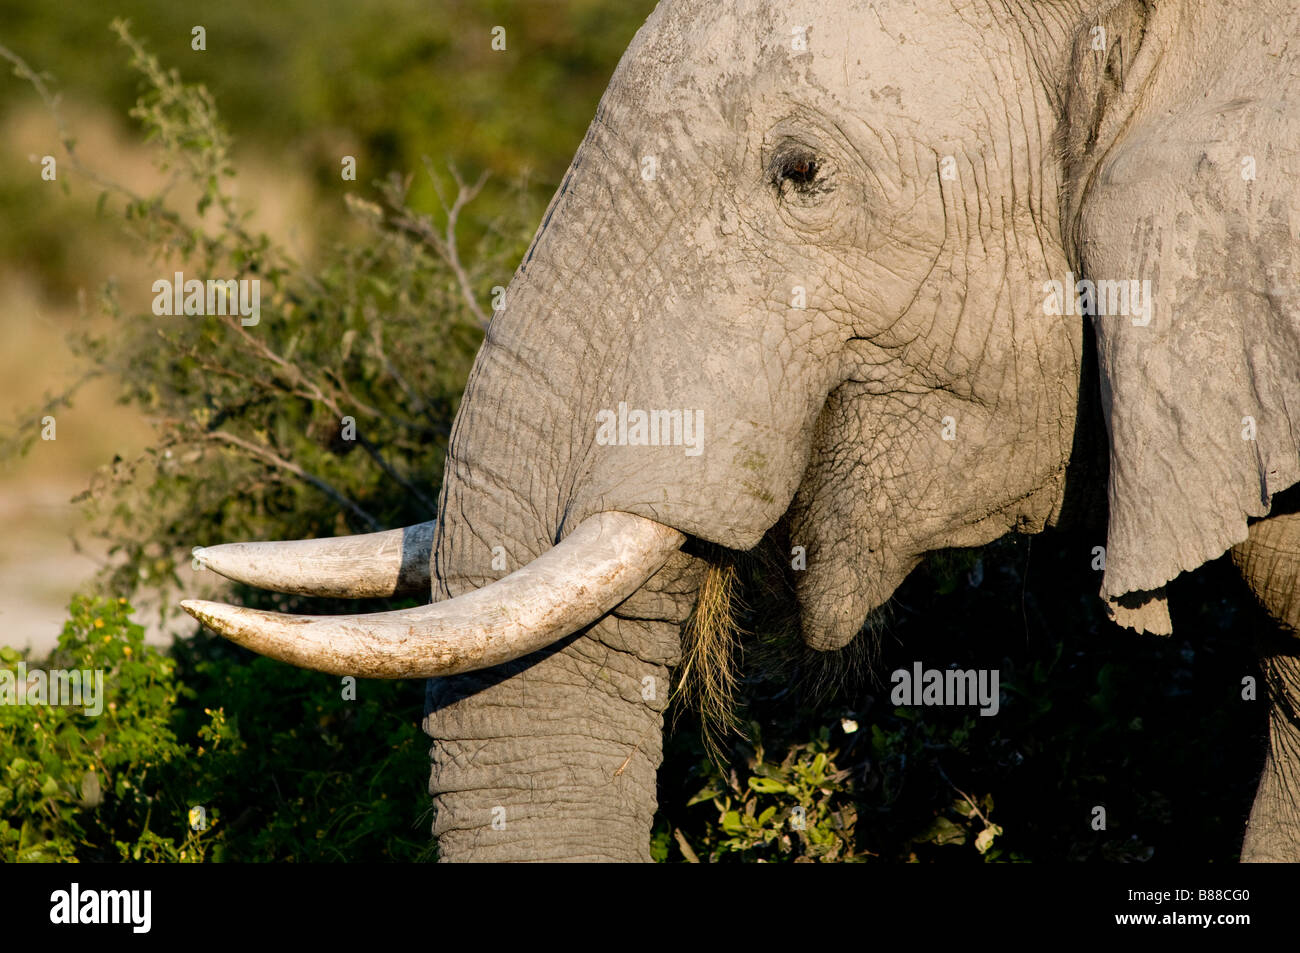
[0,5,1270,862]
[0,0,654,301]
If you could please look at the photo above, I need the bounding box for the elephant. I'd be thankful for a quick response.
[182,0,1300,862]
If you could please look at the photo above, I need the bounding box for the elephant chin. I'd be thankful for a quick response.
[802,619,861,652]
[789,515,918,653]
[796,573,899,653]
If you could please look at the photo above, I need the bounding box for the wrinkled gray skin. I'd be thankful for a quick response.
[426,0,1300,861]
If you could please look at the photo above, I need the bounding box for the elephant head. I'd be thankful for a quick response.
[184,0,1300,861]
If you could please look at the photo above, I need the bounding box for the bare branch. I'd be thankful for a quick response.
[321,367,448,439]
[385,161,493,328]
[0,41,147,202]
[937,763,994,829]
[204,430,380,531]
[210,316,438,511]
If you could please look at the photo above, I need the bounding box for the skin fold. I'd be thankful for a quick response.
[1232,504,1300,861]
[420,0,1300,861]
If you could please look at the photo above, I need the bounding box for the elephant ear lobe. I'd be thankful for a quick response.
[1062,0,1300,612]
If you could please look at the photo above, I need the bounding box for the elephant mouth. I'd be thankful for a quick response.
[182,511,686,678]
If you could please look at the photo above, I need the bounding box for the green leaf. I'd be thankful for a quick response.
[975,824,1003,854]
[918,815,967,847]
[952,797,978,819]
[686,787,723,807]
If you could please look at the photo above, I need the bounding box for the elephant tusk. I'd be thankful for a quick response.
[192,520,437,598]
[181,511,685,678]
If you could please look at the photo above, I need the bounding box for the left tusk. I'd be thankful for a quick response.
[193,521,436,598]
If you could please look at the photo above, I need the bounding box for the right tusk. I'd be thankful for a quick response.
[192,521,436,598]
[181,511,685,679]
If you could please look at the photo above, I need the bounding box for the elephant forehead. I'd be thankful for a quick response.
[618,0,1008,126]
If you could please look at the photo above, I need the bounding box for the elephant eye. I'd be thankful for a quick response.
[769,146,825,197]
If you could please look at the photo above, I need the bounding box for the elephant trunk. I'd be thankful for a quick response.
[425,314,703,859]
[423,609,684,861]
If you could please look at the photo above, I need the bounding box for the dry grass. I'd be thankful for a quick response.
[674,556,746,761]
[672,534,890,762]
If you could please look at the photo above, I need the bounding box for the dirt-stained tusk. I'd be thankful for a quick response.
[181,512,684,678]
[192,521,436,598]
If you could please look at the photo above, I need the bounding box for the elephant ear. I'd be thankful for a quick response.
[1061,0,1300,628]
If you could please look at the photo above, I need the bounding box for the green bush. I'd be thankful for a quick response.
[1,595,431,862]
[165,625,431,861]
[655,537,1264,863]
[0,595,220,862]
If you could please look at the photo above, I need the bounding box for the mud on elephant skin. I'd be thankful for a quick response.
[185,0,1300,861]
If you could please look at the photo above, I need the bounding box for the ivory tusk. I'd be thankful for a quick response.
[182,512,684,678]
